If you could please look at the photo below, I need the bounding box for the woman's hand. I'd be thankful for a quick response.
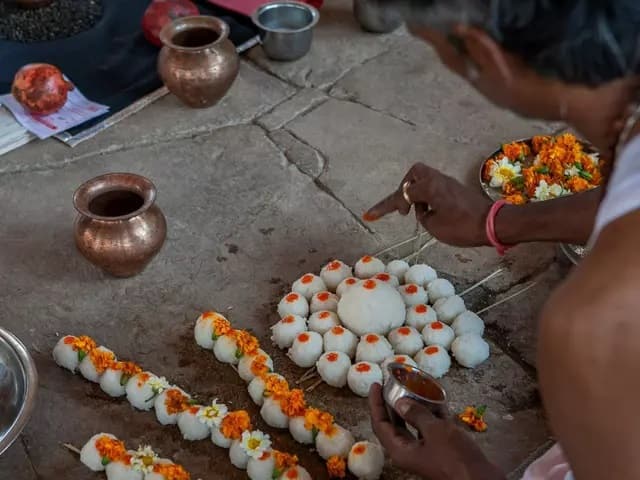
[364,163,491,247]
[368,384,504,480]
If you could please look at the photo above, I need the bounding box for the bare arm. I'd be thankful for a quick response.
[538,209,640,479]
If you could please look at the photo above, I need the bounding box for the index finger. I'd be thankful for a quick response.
[363,190,408,222]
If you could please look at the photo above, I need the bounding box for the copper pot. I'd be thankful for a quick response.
[73,173,167,278]
[158,16,240,108]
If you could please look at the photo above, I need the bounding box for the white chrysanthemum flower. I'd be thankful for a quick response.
[489,156,522,188]
[564,165,580,177]
[197,399,229,428]
[240,430,272,459]
[130,445,158,473]
[533,180,564,201]
[148,376,170,395]
[588,153,599,165]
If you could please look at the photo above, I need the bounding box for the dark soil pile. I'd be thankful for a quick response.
[0,0,103,43]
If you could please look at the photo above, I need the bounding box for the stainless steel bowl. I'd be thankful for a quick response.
[353,0,402,33]
[252,1,320,61]
[0,328,38,456]
[383,363,447,421]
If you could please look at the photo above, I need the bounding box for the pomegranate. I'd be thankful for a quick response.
[142,0,199,47]
[11,63,74,116]
[305,0,323,7]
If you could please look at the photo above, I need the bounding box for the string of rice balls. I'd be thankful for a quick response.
[73,433,191,480]
[268,256,491,387]
[194,312,386,480]
[53,333,308,480]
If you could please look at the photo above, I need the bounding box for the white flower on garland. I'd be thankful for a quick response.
[240,430,272,459]
[489,156,522,188]
[130,445,158,473]
[564,165,580,177]
[533,180,564,201]
[148,376,170,396]
[197,399,229,428]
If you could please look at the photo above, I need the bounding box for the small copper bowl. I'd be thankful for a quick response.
[383,363,447,422]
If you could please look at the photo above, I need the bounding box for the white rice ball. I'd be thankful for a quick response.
[405,304,438,331]
[211,425,232,448]
[347,362,383,397]
[79,346,116,383]
[292,273,327,300]
[260,397,289,429]
[433,295,466,324]
[372,272,400,288]
[348,441,385,480]
[247,451,276,480]
[155,387,191,425]
[381,355,417,383]
[427,278,455,303]
[414,345,451,379]
[387,326,424,356]
[338,279,405,336]
[316,425,355,460]
[194,311,228,349]
[289,416,314,445]
[317,351,351,388]
[278,466,312,480]
[230,440,250,469]
[271,315,307,349]
[99,366,127,398]
[397,284,428,306]
[355,334,394,364]
[125,372,161,411]
[80,433,117,471]
[177,406,211,441]
[320,260,353,292]
[354,255,385,279]
[323,326,358,358]
[248,373,287,406]
[452,334,490,368]
[310,291,339,313]
[336,277,359,297]
[385,259,410,283]
[308,311,340,335]
[452,311,485,337]
[288,331,323,368]
[213,334,240,365]
[105,452,143,480]
[238,349,274,383]
[277,292,309,318]
[421,321,455,350]
[405,264,438,287]
[52,335,81,372]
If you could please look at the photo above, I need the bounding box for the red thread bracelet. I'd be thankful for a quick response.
[485,200,511,256]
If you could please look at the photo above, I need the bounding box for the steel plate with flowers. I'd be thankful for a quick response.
[479,133,601,264]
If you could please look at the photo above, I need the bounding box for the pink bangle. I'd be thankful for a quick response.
[485,200,511,256]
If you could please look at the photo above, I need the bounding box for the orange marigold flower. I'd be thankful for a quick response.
[211,315,231,340]
[504,193,527,205]
[114,361,142,377]
[304,408,334,435]
[88,348,116,374]
[532,135,551,154]
[220,410,252,440]
[165,389,190,415]
[458,405,488,433]
[264,375,289,399]
[65,335,97,361]
[502,142,530,161]
[152,463,191,480]
[482,159,496,182]
[327,456,347,478]
[250,355,271,377]
[95,436,127,463]
[273,450,299,471]
[232,330,260,358]
[281,389,306,417]
[565,176,591,193]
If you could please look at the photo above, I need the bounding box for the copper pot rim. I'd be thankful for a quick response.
[73,172,157,222]
[159,15,231,52]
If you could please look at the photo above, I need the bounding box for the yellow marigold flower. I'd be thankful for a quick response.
[281,389,306,418]
[304,408,334,435]
[566,176,591,193]
[504,193,527,205]
[232,330,260,358]
[95,436,127,463]
[264,375,289,399]
[273,450,299,471]
[327,456,347,478]
[502,142,530,161]
[220,410,252,440]
[152,463,191,480]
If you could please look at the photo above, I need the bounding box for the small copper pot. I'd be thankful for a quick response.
[158,16,240,108]
[73,173,167,278]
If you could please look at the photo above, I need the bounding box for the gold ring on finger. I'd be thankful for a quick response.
[402,181,413,205]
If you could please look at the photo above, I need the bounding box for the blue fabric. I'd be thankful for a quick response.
[0,0,257,134]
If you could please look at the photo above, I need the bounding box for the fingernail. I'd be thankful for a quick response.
[362,212,379,222]
[396,400,410,416]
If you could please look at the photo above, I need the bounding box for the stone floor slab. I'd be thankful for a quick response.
[257,88,328,131]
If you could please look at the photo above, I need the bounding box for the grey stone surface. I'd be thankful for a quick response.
[258,88,328,131]
[247,0,405,89]
[0,62,295,175]
[267,129,326,179]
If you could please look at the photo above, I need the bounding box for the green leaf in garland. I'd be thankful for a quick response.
[574,161,582,169]
[101,456,110,466]
[235,349,243,359]
[579,170,593,181]
[476,405,487,416]
[120,374,131,386]
[536,166,550,174]
[312,428,319,442]
[78,350,87,362]
[212,333,219,341]
[272,469,282,480]
[189,398,199,405]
